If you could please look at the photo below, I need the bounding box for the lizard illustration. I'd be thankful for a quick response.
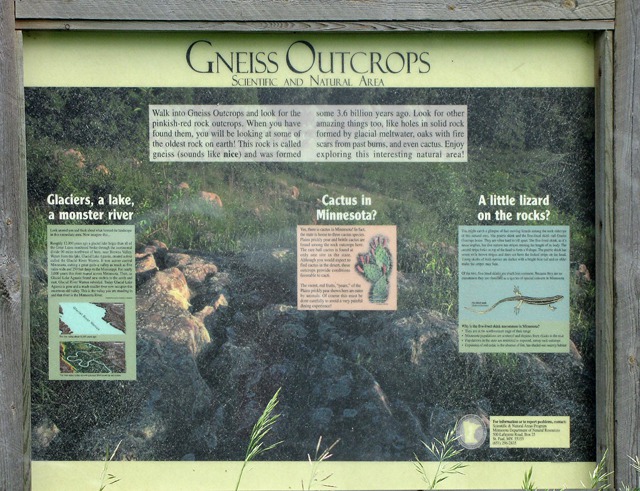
[465,286,563,315]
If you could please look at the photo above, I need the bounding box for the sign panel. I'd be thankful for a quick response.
[25,31,597,490]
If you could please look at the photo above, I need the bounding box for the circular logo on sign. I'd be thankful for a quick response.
[456,414,487,450]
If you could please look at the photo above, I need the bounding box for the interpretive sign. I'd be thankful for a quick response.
[458,225,570,353]
[47,225,136,379]
[25,31,597,490]
[297,225,397,310]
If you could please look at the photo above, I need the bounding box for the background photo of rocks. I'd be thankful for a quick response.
[28,86,596,463]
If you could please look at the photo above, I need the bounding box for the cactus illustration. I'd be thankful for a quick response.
[355,235,392,303]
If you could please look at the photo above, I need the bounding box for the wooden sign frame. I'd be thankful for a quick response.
[1,0,636,489]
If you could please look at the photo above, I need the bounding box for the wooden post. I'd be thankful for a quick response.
[0,2,29,490]
[614,1,640,488]
[595,29,615,484]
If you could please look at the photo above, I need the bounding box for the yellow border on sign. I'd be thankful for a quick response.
[26,29,596,491]
[33,460,596,490]
[23,31,594,88]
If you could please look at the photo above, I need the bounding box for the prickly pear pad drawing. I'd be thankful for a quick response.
[355,235,393,303]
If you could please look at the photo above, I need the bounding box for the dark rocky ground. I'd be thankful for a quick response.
[32,241,595,463]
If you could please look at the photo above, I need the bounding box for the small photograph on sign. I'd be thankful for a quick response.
[60,341,126,375]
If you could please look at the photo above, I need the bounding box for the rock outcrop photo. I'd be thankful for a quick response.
[28,85,596,468]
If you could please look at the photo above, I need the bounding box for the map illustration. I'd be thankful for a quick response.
[60,341,126,374]
[59,302,126,335]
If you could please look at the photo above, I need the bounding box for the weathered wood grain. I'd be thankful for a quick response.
[15,19,614,31]
[614,0,640,488]
[15,0,614,22]
[595,30,615,486]
[15,32,31,491]
[0,3,29,491]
